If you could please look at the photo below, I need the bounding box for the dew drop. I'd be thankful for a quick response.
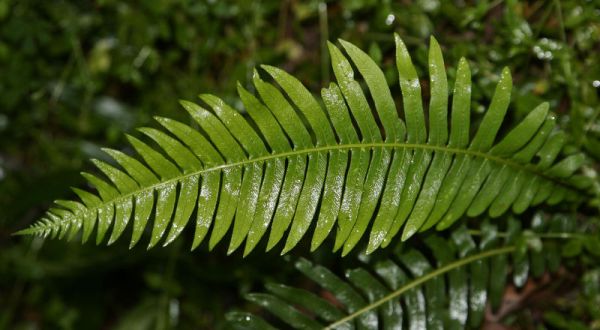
[410,78,420,88]
[385,14,395,26]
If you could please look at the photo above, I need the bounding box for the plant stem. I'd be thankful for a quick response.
[319,1,329,86]
[467,229,589,240]
[553,0,567,43]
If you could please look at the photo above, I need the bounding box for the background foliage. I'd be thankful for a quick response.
[1,0,599,329]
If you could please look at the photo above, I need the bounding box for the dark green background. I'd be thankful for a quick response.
[1,0,599,328]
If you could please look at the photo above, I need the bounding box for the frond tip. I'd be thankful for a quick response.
[19,34,591,255]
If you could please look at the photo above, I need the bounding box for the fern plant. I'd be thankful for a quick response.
[227,215,598,329]
[17,34,590,258]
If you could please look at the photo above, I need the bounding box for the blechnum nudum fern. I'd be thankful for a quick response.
[18,34,591,257]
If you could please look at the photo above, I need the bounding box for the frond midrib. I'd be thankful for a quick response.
[40,141,577,232]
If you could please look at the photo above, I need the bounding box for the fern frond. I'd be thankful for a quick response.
[18,34,590,255]
[227,215,586,329]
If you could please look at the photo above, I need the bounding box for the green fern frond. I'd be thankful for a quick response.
[227,215,587,329]
[17,34,590,255]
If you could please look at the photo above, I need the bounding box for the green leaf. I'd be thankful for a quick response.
[20,36,588,254]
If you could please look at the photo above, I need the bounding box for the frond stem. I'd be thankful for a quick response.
[28,142,579,235]
[467,229,589,240]
[110,142,576,201]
